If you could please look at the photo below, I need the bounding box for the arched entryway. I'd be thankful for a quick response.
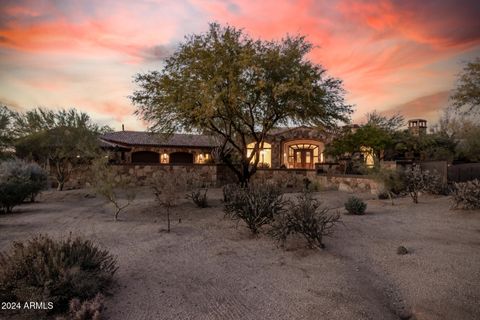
[283,140,324,169]
[169,152,194,164]
[131,151,159,163]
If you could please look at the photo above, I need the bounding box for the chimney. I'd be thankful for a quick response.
[122,124,125,131]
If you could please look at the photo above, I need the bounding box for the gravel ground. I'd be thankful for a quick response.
[0,188,479,320]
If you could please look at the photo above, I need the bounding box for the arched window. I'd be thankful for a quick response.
[131,151,159,163]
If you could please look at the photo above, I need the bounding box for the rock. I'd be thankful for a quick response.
[397,246,409,255]
[338,182,353,192]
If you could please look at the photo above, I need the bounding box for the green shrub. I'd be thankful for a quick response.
[224,183,285,234]
[0,235,117,318]
[186,188,209,208]
[452,179,480,209]
[344,196,367,215]
[0,159,48,213]
[270,191,341,249]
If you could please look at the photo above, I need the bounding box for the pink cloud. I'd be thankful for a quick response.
[1,0,479,130]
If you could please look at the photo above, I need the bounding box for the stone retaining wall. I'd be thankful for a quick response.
[252,169,381,194]
[64,165,381,194]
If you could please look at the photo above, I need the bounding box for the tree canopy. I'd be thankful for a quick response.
[10,107,111,190]
[325,112,403,167]
[131,23,352,183]
[0,106,15,158]
[451,57,480,114]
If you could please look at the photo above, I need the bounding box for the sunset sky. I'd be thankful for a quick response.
[1,0,479,131]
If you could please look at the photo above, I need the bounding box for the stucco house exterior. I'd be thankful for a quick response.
[99,126,332,169]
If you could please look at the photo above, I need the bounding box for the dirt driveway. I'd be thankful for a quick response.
[0,188,479,320]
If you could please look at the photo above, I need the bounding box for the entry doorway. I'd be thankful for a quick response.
[286,143,321,169]
[293,149,313,169]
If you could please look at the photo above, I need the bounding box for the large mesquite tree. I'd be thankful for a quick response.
[131,23,352,184]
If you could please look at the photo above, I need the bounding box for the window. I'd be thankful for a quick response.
[246,142,272,168]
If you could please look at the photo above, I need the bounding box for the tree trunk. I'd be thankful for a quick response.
[57,181,64,191]
[388,191,394,206]
[412,192,418,204]
[114,209,120,221]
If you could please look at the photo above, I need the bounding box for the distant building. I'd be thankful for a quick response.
[408,119,427,136]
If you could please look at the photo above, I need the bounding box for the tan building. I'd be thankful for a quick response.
[100,126,331,169]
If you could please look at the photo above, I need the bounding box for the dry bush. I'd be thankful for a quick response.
[150,170,188,232]
[452,179,480,209]
[185,171,209,208]
[186,188,209,208]
[344,196,367,215]
[270,190,341,249]
[404,166,440,204]
[371,167,406,205]
[56,294,104,320]
[0,235,117,318]
[91,157,136,221]
[223,183,285,234]
[222,183,238,203]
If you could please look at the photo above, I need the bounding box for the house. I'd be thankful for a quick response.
[99,126,332,169]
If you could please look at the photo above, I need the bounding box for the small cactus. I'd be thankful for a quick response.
[344,196,367,215]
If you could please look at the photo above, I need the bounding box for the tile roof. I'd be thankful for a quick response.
[100,131,218,148]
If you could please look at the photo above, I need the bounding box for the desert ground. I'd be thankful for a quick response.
[0,188,479,320]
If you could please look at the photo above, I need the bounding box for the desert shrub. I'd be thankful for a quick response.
[424,170,448,195]
[0,235,117,317]
[371,167,406,205]
[150,170,187,232]
[224,183,285,234]
[24,162,48,202]
[58,293,104,320]
[344,196,367,215]
[404,166,439,204]
[186,188,209,208]
[451,179,480,209]
[377,192,390,200]
[222,183,238,203]
[270,191,341,249]
[91,157,136,221]
[0,159,48,213]
[185,172,209,208]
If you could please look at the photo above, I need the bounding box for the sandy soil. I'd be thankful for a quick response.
[0,188,479,320]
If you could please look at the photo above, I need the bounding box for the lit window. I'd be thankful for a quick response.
[246,142,272,168]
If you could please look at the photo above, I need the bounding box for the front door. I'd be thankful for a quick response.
[294,149,313,169]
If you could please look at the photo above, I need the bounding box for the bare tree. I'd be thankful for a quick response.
[92,157,136,221]
[150,170,187,232]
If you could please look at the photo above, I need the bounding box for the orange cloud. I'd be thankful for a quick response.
[1,0,479,130]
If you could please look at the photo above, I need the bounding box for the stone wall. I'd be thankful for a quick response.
[63,164,381,194]
[315,174,382,194]
[64,164,231,189]
[251,169,381,194]
[110,164,219,187]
